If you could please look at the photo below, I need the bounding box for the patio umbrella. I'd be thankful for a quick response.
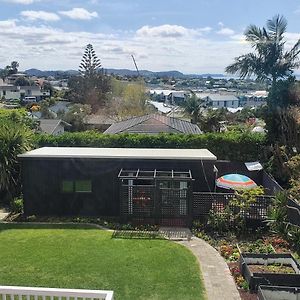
[216,174,257,190]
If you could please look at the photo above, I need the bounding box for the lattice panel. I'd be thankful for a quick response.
[193,192,273,221]
[121,185,155,217]
[159,188,188,217]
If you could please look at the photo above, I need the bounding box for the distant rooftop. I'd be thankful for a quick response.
[196,93,239,101]
[39,119,70,134]
[19,147,217,161]
[104,113,202,134]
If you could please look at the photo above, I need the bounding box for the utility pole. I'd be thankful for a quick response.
[131,55,140,77]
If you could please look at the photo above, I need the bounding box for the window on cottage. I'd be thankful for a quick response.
[75,180,92,193]
[62,180,73,193]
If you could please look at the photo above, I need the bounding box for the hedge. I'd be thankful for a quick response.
[33,131,267,162]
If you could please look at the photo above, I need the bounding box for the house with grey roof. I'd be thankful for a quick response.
[38,119,71,135]
[84,113,114,132]
[197,93,240,108]
[104,113,202,134]
[0,85,50,101]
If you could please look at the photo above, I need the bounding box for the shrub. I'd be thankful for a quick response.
[287,225,300,253]
[267,192,289,234]
[207,207,231,233]
[0,119,33,203]
[10,197,24,213]
[33,131,266,162]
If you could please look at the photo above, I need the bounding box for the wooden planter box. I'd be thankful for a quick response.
[258,285,300,300]
[239,253,300,292]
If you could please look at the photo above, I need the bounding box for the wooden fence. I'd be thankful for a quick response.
[0,286,114,300]
[287,198,300,227]
[193,192,273,221]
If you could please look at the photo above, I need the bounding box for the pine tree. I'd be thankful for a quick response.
[79,44,101,78]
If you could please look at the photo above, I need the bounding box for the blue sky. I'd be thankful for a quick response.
[0,0,299,73]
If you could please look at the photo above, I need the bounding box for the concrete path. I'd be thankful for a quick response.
[159,227,192,240]
[0,208,9,221]
[180,237,241,300]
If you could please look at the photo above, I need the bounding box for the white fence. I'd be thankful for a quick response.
[0,286,114,300]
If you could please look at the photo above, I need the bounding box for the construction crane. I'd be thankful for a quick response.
[131,54,140,77]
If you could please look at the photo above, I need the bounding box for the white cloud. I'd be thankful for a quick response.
[217,27,235,36]
[21,10,60,21]
[2,0,39,4]
[136,24,210,39]
[0,19,298,74]
[137,24,189,38]
[0,19,17,28]
[199,26,212,33]
[59,8,98,20]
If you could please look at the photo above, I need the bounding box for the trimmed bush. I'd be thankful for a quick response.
[33,131,266,161]
[10,197,24,213]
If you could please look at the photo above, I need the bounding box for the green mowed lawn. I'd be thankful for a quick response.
[0,224,205,300]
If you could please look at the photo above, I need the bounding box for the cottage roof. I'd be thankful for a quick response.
[104,113,202,134]
[19,147,217,160]
[39,119,71,134]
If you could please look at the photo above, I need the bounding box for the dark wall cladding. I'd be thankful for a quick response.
[22,157,215,216]
[21,158,282,218]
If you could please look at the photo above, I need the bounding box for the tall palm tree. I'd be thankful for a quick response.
[226,15,300,85]
[182,94,204,124]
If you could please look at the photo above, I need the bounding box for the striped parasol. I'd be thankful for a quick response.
[216,173,257,190]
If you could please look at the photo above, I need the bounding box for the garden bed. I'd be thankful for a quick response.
[258,285,300,300]
[192,228,300,300]
[248,264,295,274]
[240,253,300,292]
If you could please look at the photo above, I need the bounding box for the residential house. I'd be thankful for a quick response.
[0,85,21,100]
[197,93,240,108]
[240,91,268,107]
[38,119,71,135]
[149,89,187,104]
[168,91,187,105]
[84,114,114,132]
[104,113,202,134]
[0,85,50,101]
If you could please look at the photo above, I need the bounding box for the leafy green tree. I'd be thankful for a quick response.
[200,108,227,132]
[39,100,56,119]
[0,61,19,80]
[9,61,19,75]
[107,80,153,120]
[0,108,38,130]
[62,103,91,131]
[41,81,54,97]
[0,120,33,204]
[14,76,31,86]
[226,15,300,85]
[264,79,300,147]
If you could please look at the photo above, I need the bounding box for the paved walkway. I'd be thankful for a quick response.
[159,227,192,240]
[179,237,241,300]
[0,208,9,221]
